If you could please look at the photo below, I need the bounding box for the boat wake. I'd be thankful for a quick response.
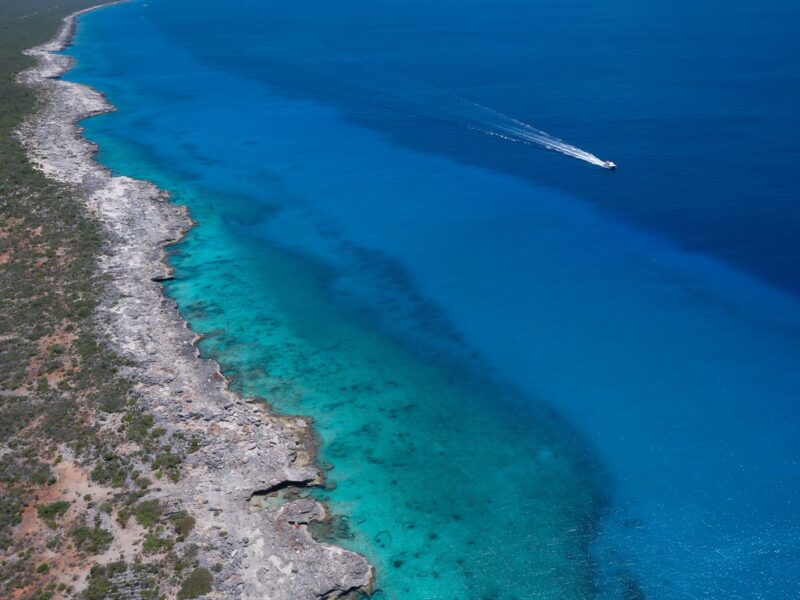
[459,100,615,168]
[292,54,616,169]
[384,88,616,169]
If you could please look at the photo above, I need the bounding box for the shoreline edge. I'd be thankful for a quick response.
[16,3,375,598]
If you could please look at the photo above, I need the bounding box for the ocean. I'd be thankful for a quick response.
[64,0,800,597]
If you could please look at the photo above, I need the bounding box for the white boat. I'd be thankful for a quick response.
[603,161,617,170]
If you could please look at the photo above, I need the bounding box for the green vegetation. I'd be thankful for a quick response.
[83,566,111,600]
[134,499,163,527]
[125,412,155,442]
[72,525,113,554]
[0,3,129,594]
[170,511,196,540]
[177,567,213,599]
[83,561,126,600]
[0,3,207,597]
[142,533,174,555]
[0,491,25,550]
[90,454,129,488]
[35,500,70,528]
[1,2,138,583]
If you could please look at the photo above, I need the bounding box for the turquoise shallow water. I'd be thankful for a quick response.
[170,200,604,599]
[65,0,800,598]
[85,139,606,599]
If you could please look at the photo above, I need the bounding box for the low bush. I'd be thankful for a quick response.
[36,501,70,528]
[177,567,212,599]
[72,526,113,554]
[134,499,163,527]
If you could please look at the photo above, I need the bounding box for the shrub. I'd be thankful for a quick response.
[72,526,113,554]
[134,499,162,527]
[91,455,128,488]
[177,567,212,599]
[125,413,154,442]
[142,533,174,554]
[84,565,110,600]
[36,501,70,528]
[170,511,196,539]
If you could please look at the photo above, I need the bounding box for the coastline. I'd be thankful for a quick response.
[17,4,374,598]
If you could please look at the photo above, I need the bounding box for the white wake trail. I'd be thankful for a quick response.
[460,99,612,168]
[291,55,616,168]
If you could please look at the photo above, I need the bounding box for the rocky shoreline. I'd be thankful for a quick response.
[17,4,373,598]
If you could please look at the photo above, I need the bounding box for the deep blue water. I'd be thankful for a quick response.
[65,0,800,598]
